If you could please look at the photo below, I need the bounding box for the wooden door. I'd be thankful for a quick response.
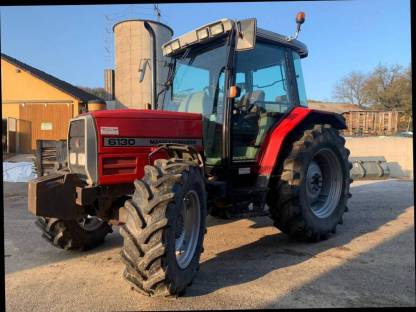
[19,103,73,151]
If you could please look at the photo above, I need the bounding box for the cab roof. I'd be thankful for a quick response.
[257,27,308,58]
[162,18,308,58]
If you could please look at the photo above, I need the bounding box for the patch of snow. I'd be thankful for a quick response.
[3,162,37,182]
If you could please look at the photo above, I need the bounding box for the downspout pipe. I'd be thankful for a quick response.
[144,21,157,110]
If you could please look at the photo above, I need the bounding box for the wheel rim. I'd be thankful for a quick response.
[77,215,103,232]
[175,190,201,269]
[306,148,343,219]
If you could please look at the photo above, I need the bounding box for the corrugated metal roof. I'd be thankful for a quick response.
[1,53,100,102]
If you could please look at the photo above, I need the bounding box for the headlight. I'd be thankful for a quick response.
[77,153,86,166]
[171,39,180,51]
[196,27,209,40]
[69,152,77,165]
[163,44,172,55]
[210,23,224,36]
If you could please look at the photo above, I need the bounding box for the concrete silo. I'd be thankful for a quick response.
[113,20,173,109]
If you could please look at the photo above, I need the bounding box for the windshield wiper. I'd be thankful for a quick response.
[156,60,176,109]
[156,47,192,109]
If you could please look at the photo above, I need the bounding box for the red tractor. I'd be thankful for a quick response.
[29,14,352,296]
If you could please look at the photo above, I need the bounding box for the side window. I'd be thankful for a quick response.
[252,63,289,113]
[292,52,308,107]
[215,71,225,117]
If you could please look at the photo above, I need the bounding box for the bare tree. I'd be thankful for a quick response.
[362,64,409,111]
[332,71,368,108]
[363,64,412,131]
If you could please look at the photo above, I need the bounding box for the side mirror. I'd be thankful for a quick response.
[235,18,257,51]
[138,59,149,83]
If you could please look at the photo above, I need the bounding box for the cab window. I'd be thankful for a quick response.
[232,42,292,161]
[293,51,308,107]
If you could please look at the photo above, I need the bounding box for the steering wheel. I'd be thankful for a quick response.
[249,101,267,113]
[247,103,256,113]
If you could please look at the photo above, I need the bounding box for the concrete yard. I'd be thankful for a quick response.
[3,179,415,310]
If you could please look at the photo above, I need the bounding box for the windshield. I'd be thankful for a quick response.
[161,39,228,166]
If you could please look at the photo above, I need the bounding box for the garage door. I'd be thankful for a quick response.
[19,103,73,151]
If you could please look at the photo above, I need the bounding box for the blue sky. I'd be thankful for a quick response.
[0,0,411,101]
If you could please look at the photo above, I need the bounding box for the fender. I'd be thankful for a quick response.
[257,107,347,177]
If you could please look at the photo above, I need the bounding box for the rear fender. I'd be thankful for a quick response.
[257,107,347,181]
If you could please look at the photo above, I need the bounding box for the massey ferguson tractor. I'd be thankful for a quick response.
[29,14,352,296]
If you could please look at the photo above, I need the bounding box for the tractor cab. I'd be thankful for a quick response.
[158,18,309,178]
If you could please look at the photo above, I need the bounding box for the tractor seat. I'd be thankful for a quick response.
[237,90,265,112]
[275,95,290,113]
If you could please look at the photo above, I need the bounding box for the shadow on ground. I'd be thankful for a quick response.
[259,227,415,308]
[3,181,124,273]
[184,179,413,297]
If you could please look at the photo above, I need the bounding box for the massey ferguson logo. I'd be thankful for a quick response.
[149,139,198,145]
[104,138,202,147]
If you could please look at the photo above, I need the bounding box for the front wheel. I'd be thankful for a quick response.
[120,158,207,296]
[35,216,112,250]
[268,124,352,241]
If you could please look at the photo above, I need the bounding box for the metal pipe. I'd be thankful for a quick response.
[144,21,157,110]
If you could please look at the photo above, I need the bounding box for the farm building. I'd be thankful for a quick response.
[1,53,103,153]
[308,100,404,136]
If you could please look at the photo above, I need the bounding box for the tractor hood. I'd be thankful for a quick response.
[90,109,202,120]
[70,109,203,185]
[89,109,203,153]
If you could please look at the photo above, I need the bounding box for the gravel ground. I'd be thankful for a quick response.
[3,179,415,310]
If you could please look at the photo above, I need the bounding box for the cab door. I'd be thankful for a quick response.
[230,42,295,164]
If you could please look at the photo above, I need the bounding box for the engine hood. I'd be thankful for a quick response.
[89,108,203,153]
[89,109,202,120]
[81,109,203,185]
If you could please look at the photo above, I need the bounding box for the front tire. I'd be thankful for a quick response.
[35,216,112,250]
[120,158,207,297]
[268,124,352,241]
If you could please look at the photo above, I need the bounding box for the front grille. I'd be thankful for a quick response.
[102,157,136,175]
[68,119,88,180]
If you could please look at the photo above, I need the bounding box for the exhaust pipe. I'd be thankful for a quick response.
[144,21,157,110]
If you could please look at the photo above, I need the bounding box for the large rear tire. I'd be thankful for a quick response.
[267,124,352,241]
[120,158,207,297]
[35,216,112,250]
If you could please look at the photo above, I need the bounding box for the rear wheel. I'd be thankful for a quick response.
[120,158,207,296]
[268,124,352,241]
[35,216,112,250]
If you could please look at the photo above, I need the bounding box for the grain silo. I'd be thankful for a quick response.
[113,20,173,109]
